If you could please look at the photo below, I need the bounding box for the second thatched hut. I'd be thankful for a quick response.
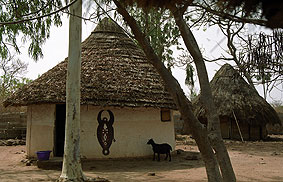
[193,64,281,140]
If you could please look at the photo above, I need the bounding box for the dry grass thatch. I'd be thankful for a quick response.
[3,18,176,109]
[193,64,281,126]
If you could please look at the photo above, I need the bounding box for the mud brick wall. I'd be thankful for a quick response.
[0,112,27,139]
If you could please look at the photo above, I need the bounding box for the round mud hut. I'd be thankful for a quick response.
[3,18,177,159]
[193,64,281,140]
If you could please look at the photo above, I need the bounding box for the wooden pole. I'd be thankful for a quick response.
[232,110,244,142]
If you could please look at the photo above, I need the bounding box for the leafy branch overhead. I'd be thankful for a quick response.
[0,0,65,60]
[128,7,181,69]
[119,0,283,28]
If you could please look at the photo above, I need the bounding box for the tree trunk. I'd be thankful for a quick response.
[113,1,223,181]
[169,4,236,182]
[57,0,85,181]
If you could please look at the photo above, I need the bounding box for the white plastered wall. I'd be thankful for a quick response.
[26,104,55,158]
[80,106,175,159]
[26,104,175,159]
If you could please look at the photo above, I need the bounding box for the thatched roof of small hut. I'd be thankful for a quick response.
[3,18,176,109]
[193,64,281,126]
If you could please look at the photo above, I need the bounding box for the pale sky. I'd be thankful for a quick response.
[20,15,282,104]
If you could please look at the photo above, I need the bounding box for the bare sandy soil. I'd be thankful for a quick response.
[0,135,283,182]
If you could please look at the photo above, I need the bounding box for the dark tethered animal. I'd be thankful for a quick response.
[147,139,172,161]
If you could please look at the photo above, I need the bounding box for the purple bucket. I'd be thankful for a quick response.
[36,151,52,161]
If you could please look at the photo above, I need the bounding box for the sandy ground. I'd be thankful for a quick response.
[0,135,283,182]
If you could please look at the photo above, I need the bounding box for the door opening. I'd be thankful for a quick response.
[55,104,66,157]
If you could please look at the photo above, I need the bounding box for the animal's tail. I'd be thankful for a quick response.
[169,145,172,151]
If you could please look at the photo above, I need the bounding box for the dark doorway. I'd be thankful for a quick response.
[55,104,66,157]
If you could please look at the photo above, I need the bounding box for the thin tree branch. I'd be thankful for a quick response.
[191,3,268,26]
[0,0,77,25]
[204,57,234,62]
[189,10,207,28]
[179,0,194,15]
[20,0,52,18]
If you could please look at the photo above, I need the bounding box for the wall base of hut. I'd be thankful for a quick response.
[26,104,176,159]
[220,117,268,141]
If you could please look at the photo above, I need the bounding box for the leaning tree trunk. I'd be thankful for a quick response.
[113,1,223,181]
[57,0,85,181]
[169,4,236,182]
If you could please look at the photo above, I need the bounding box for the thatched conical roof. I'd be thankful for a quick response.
[193,64,281,126]
[3,18,176,109]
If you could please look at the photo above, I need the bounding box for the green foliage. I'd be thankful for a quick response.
[128,6,181,69]
[185,63,194,87]
[0,0,64,60]
[185,63,198,100]
[0,55,32,98]
[0,75,32,97]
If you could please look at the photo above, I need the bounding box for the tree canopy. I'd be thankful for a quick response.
[0,0,65,60]
[119,0,283,28]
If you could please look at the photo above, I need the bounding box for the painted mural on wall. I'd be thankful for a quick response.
[97,110,115,155]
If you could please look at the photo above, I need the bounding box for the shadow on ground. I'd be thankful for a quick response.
[37,150,204,172]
